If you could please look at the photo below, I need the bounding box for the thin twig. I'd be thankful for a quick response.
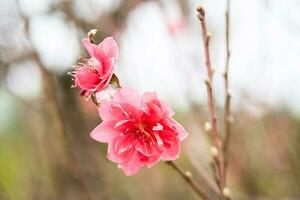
[166,161,212,200]
[196,5,230,200]
[223,0,232,177]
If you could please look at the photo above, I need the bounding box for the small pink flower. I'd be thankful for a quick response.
[90,87,188,175]
[73,37,119,96]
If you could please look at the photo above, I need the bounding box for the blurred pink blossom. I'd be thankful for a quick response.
[167,17,186,36]
[90,87,188,175]
[73,37,119,97]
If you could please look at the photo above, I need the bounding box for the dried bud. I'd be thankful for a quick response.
[196,5,205,15]
[204,122,212,132]
[210,146,218,157]
[196,5,205,21]
[88,29,98,42]
[223,187,231,198]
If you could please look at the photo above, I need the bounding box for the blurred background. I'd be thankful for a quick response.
[1,0,300,199]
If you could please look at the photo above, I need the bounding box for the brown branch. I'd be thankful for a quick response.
[222,0,233,177]
[196,5,231,200]
[166,161,212,200]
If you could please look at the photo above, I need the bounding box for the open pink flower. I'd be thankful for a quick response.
[90,87,188,175]
[73,37,119,96]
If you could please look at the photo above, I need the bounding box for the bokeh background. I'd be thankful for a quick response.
[1,0,300,199]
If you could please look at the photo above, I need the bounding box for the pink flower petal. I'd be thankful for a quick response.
[90,121,120,143]
[119,150,144,176]
[135,140,154,156]
[146,147,162,168]
[98,37,119,61]
[141,92,157,105]
[75,66,100,91]
[99,101,128,121]
[113,87,141,107]
[108,136,134,163]
[161,136,180,161]
[82,38,98,57]
[169,118,189,140]
[142,103,163,122]
[160,100,175,116]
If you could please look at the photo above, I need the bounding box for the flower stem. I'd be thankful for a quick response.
[166,161,212,200]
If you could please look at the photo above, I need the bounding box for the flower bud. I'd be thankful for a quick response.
[185,171,192,177]
[223,187,231,198]
[210,146,218,157]
[204,122,212,132]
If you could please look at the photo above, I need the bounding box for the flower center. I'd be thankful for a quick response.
[87,58,102,73]
[134,122,154,144]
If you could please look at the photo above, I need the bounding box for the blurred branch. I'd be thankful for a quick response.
[184,141,221,197]
[49,0,142,37]
[0,51,38,112]
[196,5,231,200]
[222,0,233,177]
[1,84,42,112]
[1,51,35,68]
[14,0,94,199]
[166,161,212,200]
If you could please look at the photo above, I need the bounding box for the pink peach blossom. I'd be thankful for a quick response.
[90,87,188,175]
[73,37,119,97]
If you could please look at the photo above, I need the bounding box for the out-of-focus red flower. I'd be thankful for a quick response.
[90,87,188,175]
[72,37,119,97]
